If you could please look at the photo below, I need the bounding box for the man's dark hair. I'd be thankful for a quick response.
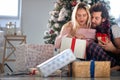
[90,2,112,41]
[90,2,109,19]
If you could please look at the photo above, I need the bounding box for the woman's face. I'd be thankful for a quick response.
[76,8,88,26]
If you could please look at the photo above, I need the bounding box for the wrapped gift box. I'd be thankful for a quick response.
[37,49,76,77]
[14,44,54,72]
[96,33,108,43]
[76,28,96,39]
[60,37,86,59]
[72,61,110,78]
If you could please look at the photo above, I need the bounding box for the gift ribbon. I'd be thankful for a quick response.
[70,37,86,59]
[71,37,76,52]
[90,60,95,78]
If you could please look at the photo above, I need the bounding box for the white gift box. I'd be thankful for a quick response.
[37,49,76,77]
[60,37,86,59]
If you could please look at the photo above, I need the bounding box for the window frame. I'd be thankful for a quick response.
[0,0,20,19]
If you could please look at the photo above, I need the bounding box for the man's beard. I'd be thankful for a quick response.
[96,25,109,33]
[92,22,108,32]
[96,25,102,32]
[91,22,101,29]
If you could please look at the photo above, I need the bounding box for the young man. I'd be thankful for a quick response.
[86,2,120,70]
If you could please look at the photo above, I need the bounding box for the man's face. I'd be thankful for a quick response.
[91,12,105,29]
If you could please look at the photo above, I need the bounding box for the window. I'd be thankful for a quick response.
[109,0,120,19]
[109,0,120,26]
[0,0,19,18]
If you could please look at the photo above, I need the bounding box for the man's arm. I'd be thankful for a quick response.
[100,37,120,54]
[111,24,120,54]
[112,38,120,54]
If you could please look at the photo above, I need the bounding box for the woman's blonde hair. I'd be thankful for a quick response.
[71,2,91,31]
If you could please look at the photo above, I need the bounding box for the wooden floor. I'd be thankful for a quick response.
[0,71,120,80]
[0,76,120,80]
[0,70,120,80]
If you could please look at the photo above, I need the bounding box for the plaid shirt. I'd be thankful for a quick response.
[86,42,120,67]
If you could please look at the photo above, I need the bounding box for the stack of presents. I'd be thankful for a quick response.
[14,33,110,77]
[14,39,110,77]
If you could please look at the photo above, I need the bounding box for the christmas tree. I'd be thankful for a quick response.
[43,0,78,44]
[43,0,115,44]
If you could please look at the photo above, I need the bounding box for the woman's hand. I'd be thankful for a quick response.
[75,34,86,39]
[62,33,73,38]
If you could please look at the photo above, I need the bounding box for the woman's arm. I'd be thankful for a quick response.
[112,38,120,54]
[54,22,72,49]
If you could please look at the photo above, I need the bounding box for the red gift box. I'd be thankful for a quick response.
[96,33,108,43]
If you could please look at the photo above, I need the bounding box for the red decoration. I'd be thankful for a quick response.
[49,29,54,34]
[71,1,77,6]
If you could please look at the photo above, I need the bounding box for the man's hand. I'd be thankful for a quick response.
[99,38,116,53]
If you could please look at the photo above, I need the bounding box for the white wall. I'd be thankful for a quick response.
[21,0,56,44]
[2,0,56,73]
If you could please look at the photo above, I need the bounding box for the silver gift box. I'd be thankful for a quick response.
[37,49,76,77]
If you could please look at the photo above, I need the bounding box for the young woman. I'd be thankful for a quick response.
[54,2,92,49]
